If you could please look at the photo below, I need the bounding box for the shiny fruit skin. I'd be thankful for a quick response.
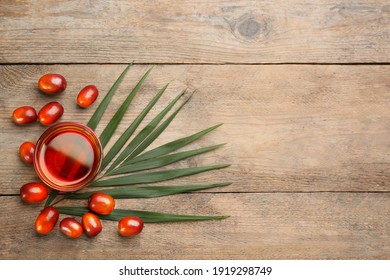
[82,212,102,237]
[38,101,64,125]
[12,106,37,125]
[118,216,144,237]
[60,218,83,239]
[20,182,48,203]
[35,206,59,235]
[38,73,67,94]
[77,85,98,108]
[88,192,115,215]
[19,141,35,164]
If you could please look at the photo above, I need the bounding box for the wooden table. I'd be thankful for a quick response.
[0,0,389,260]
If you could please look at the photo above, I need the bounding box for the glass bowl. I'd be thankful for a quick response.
[33,122,102,192]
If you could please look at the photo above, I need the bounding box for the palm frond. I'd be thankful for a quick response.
[46,66,230,224]
[99,67,152,148]
[126,124,222,165]
[44,189,59,207]
[91,164,230,187]
[110,144,225,175]
[117,94,193,166]
[66,183,231,199]
[104,89,186,174]
[87,64,132,130]
[57,207,228,223]
[101,83,169,170]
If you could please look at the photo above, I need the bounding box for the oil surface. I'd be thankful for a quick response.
[40,132,95,185]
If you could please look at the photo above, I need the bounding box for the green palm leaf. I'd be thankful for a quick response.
[87,64,132,130]
[99,67,152,148]
[66,183,231,199]
[110,144,225,175]
[91,164,229,187]
[101,83,169,170]
[44,189,59,207]
[118,94,192,165]
[57,207,227,223]
[125,124,222,165]
[105,90,186,174]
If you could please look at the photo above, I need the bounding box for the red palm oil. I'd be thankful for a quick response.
[34,122,102,192]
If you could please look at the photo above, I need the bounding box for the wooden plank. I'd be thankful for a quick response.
[1,64,389,194]
[0,193,388,259]
[0,0,388,63]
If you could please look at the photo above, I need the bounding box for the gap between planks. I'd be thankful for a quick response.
[0,62,390,66]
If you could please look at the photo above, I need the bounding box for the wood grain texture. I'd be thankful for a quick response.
[0,193,388,259]
[1,0,389,260]
[1,64,389,194]
[0,0,389,63]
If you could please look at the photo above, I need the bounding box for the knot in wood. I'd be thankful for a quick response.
[238,18,261,38]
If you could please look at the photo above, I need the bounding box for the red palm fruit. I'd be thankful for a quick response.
[38,73,67,94]
[12,106,37,125]
[88,192,115,215]
[38,101,64,125]
[60,218,83,239]
[118,216,144,237]
[20,182,48,203]
[35,206,59,235]
[82,212,102,237]
[77,85,98,108]
[19,141,35,164]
